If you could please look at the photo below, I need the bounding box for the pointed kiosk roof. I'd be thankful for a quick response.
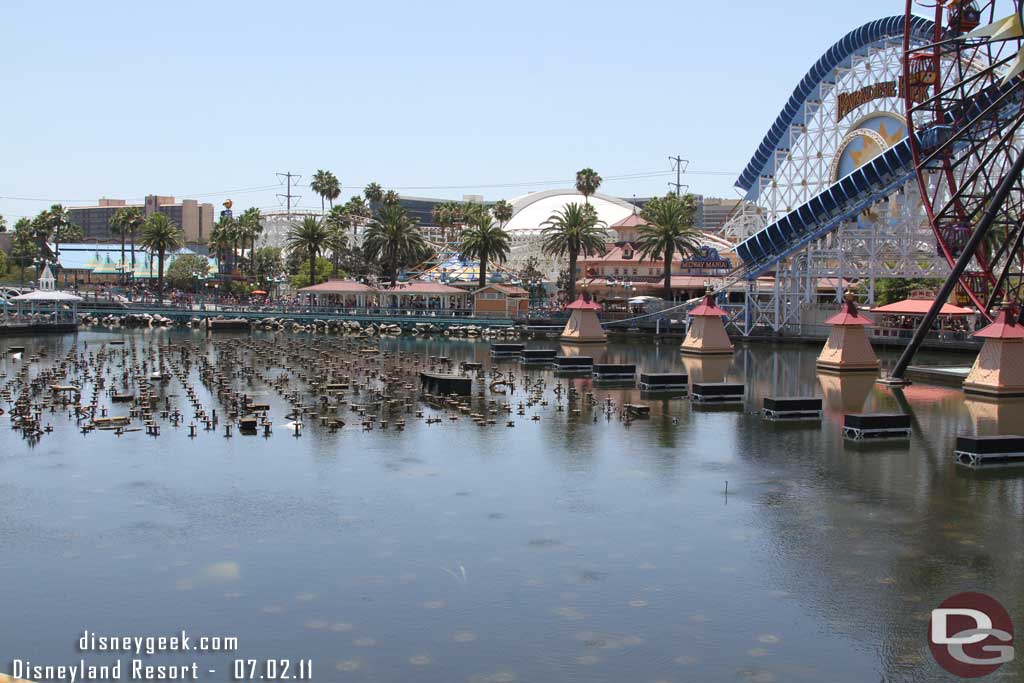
[688,292,728,317]
[974,307,1024,339]
[565,294,602,311]
[824,294,873,327]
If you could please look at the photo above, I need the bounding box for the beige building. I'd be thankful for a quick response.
[69,195,215,244]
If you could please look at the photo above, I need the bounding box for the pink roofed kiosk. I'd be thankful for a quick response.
[680,290,733,356]
[816,293,879,373]
[963,306,1024,398]
[560,293,606,343]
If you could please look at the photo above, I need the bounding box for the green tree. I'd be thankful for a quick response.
[492,199,514,227]
[459,215,511,290]
[575,168,602,204]
[237,207,264,275]
[311,170,341,212]
[209,215,239,274]
[541,203,607,302]
[0,214,7,233]
[382,190,401,206]
[636,193,702,301]
[518,256,547,303]
[287,216,330,287]
[363,182,383,205]
[288,256,334,289]
[874,277,944,306]
[363,203,426,287]
[0,248,7,277]
[165,254,210,290]
[109,206,145,270]
[324,206,350,276]
[139,213,185,304]
[10,218,37,284]
[251,246,285,289]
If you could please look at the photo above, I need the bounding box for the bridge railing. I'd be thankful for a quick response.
[80,302,506,320]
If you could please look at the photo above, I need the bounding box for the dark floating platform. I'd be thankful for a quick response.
[491,343,526,358]
[639,373,688,392]
[419,372,472,395]
[553,356,593,373]
[238,417,259,434]
[955,435,1024,468]
[520,349,557,365]
[843,413,911,440]
[592,364,637,382]
[691,382,744,405]
[624,404,650,418]
[763,396,822,421]
[208,318,252,332]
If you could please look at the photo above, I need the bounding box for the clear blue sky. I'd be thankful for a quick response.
[1,0,917,220]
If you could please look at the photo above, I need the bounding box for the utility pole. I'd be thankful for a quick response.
[276,172,301,217]
[668,155,689,196]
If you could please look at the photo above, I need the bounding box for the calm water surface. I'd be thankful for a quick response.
[1,330,1021,683]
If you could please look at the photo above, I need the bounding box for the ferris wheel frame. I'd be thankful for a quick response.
[903,0,1024,320]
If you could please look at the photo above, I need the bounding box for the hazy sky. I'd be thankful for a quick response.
[1,0,918,220]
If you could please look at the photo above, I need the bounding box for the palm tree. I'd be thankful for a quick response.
[460,216,511,290]
[210,215,238,274]
[324,206,350,276]
[492,199,514,227]
[541,202,607,302]
[363,182,383,205]
[47,204,76,268]
[139,213,184,304]
[575,168,603,204]
[363,203,426,287]
[30,209,52,268]
[111,206,144,271]
[382,190,401,206]
[325,172,341,208]
[287,216,330,287]
[310,170,331,212]
[635,193,702,301]
[237,207,264,274]
[432,202,457,243]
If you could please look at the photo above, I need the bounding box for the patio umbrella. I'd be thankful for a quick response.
[250,290,268,295]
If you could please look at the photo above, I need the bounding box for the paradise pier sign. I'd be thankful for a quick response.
[836,71,934,122]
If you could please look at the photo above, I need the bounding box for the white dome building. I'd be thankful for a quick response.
[505,189,639,279]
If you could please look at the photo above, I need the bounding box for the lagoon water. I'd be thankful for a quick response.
[1,330,1021,682]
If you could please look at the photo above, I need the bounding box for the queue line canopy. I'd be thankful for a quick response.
[870,298,974,316]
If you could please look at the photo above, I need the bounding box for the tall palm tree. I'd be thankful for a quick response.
[47,204,77,269]
[382,190,401,206]
[460,216,511,290]
[111,206,145,271]
[237,207,264,274]
[575,168,603,204]
[325,172,341,208]
[491,199,514,228]
[363,182,383,205]
[310,170,331,213]
[324,205,350,276]
[432,202,456,243]
[287,216,330,287]
[139,213,184,304]
[30,209,52,268]
[210,215,238,274]
[635,193,702,301]
[363,203,426,288]
[541,202,607,302]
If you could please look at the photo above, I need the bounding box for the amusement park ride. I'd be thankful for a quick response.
[716,0,1024,376]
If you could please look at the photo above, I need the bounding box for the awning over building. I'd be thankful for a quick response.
[870,298,974,315]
